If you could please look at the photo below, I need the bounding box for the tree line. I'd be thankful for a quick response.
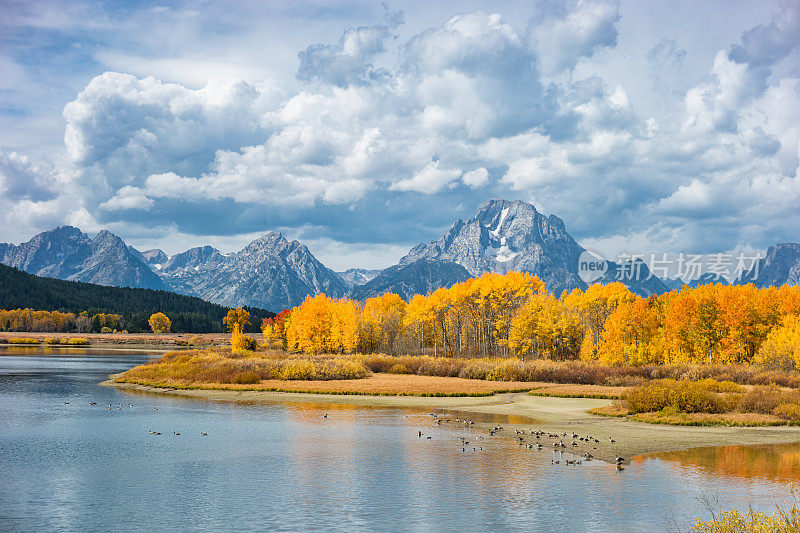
[262,271,800,369]
[0,264,272,333]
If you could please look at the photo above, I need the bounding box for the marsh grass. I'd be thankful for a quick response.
[620,379,800,425]
[114,348,800,409]
[587,404,629,417]
[117,349,370,386]
[358,354,800,388]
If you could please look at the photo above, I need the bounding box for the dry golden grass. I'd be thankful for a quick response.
[588,404,629,417]
[529,383,628,399]
[631,411,788,427]
[116,372,541,396]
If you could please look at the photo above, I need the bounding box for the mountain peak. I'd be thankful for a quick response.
[400,199,585,293]
[0,225,165,290]
[737,242,800,288]
[93,229,124,245]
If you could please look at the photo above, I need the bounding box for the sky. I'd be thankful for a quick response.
[0,0,798,271]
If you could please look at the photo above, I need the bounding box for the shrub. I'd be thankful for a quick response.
[774,403,800,422]
[100,327,113,334]
[458,360,495,380]
[281,359,316,380]
[188,336,211,346]
[316,359,369,380]
[488,358,527,381]
[624,379,727,414]
[624,382,671,413]
[6,337,39,344]
[670,381,723,413]
[44,337,59,344]
[232,334,257,351]
[390,363,409,374]
[231,370,261,385]
[62,338,89,345]
[738,386,784,414]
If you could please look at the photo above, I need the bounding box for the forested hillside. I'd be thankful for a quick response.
[0,264,272,333]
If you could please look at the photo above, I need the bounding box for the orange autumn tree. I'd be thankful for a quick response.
[148,312,171,334]
[595,295,665,365]
[507,290,582,360]
[562,282,636,360]
[285,294,359,354]
[224,307,253,350]
[267,271,800,368]
[359,293,407,354]
[262,309,291,349]
[754,314,800,370]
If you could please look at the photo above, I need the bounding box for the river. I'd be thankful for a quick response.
[1,346,797,532]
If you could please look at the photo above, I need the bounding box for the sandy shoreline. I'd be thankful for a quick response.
[104,379,800,464]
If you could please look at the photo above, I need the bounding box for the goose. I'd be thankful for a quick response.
[426,436,432,440]
[89,402,97,405]
[609,437,615,443]
[201,432,207,436]
[323,414,328,418]
[154,432,161,435]
[173,432,180,436]
[154,407,158,411]
[419,431,423,437]
[64,401,69,404]
[615,456,625,464]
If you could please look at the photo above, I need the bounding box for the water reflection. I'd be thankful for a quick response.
[2,347,799,532]
[637,442,800,483]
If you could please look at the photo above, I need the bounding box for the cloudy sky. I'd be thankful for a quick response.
[0,0,798,270]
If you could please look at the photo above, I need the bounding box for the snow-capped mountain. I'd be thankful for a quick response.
[395,199,667,297]
[6,204,793,313]
[0,226,166,290]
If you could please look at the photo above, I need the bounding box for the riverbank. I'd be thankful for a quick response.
[105,377,800,464]
[0,331,236,347]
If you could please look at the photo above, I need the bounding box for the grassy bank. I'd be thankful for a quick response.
[592,379,800,427]
[112,349,800,421]
[0,331,230,347]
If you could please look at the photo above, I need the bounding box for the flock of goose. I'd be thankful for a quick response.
[78,401,624,468]
[420,412,627,470]
[81,401,208,437]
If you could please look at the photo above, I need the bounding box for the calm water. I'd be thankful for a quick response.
[1,347,799,532]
